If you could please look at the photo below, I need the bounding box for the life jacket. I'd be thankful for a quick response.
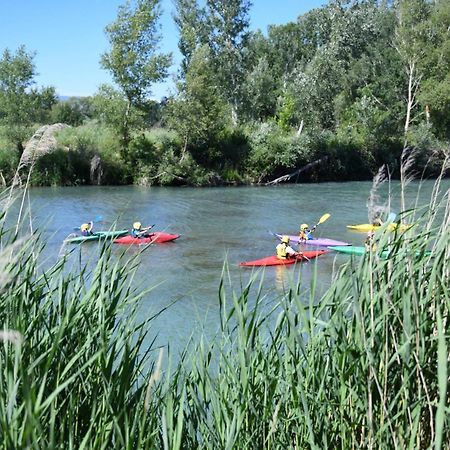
[81,225,92,236]
[276,242,287,259]
[80,222,93,236]
[298,230,311,241]
[131,228,141,238]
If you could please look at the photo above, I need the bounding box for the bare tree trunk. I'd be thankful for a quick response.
[265,157,327,185]
[403,59,422,147]
[180,134,189,162]
[404,60,414,144]
[90,155,104,185]
[122,99,132,154]
[404,61,414,135]
[296,119,304,136]
[231,103,238,127]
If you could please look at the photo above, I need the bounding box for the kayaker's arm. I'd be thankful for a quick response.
[137,224,155,237]
[286,245,299,258]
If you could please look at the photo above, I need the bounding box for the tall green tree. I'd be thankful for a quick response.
[288,45,345,130]
[0,46,56,155]
[206,0,252,124]
[334,2,404,145]
[50,96,93,127]
[173,0,207,77]
[241,56,278,121]
[418,0,450,138]
[266,8,331,86]
[91,85,135,130]
[101,0,172,152]
[165,45,229,166]
[33,86,58,124]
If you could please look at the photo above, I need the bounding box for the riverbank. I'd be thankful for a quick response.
[1,121,447,188]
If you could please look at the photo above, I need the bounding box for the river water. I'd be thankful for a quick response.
[17,180,449,354]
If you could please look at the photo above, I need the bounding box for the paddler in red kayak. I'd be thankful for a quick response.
[276,236,300,260]
[131,222,153,238]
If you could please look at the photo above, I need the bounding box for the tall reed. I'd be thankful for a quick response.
[0,233,165,449]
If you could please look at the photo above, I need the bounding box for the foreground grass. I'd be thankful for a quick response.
[0,188,449,448]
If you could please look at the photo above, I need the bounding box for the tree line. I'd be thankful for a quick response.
[0,0,449,186]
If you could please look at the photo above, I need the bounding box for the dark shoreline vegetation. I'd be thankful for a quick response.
[0,176,449,447]
[0,0,449,187]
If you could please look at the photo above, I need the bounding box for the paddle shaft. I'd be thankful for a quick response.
[136,224,155,237]
[73,216,103,231]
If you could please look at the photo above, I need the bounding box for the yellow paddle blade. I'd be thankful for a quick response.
[317,213,331,225]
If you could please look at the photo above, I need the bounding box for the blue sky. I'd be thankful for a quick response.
[0,0,324,98]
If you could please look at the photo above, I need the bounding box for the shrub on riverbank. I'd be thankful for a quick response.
[27,124,127,185]
[0,132,19,184]
[8,119,448,187]
[245,122,311,183]
[37,124,215,187]
[244,123,390,183]
[0,105,444,187]
[1,178,448,448]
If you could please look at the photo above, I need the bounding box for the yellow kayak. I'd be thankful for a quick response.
[347,223,412,232]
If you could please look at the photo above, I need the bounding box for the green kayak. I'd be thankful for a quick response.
[65,230,129,244]
[328,246,431,259]
[328,246,370,256]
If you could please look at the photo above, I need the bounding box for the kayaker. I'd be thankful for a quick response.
[365,219,381,251]
[276,236,299,260]
[298,224,314,243]
[372,216,383,226]
[131,222,153,238]
[80,221,94,237]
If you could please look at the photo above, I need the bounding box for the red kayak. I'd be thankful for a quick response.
[114,232,180,245]
[239,250,327,267]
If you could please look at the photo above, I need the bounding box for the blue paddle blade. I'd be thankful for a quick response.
[268,230,279,239]
[387,212,397,222]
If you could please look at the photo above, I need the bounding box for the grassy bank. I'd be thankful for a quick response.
[0,181,449,448]
[3,120,446,187]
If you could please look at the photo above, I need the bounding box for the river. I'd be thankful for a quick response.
[15,179,449,354]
